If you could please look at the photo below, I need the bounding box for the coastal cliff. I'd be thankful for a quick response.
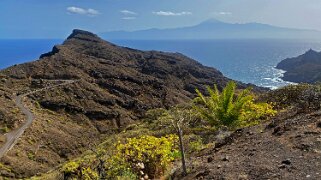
[276,49,321,83]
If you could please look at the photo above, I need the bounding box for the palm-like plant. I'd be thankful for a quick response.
[194,81,254,129]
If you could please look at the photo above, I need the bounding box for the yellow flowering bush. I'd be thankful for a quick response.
[107,135,179,179]
[239,101,276,127]
[62,161,79,175]
[62,161,98,180]
[81,167,99,180]
[262,83,321,111]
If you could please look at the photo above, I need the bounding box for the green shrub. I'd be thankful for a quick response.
[62,161,80,179]
[81,167,99,180]
[0,126,9,133]
[116,170,137,180]
[144,108,167,123]
[62,161,98,180]
[27,152,35,160]
[187,135,204,153]
[106,135,179,179]
[62,161,79,175]
[145,106,201,134]
[262,83,321,111]
[194,81,276,129]
[0,162,11,172]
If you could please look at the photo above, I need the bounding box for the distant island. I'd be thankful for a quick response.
[276,49,321,83]
[101,19,321,40]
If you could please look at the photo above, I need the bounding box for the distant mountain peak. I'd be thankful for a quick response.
[199,18,225,25]
[305,48,318,54]
[100,20,321,40]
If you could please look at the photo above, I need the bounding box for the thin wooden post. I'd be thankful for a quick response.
[177,125,187,176]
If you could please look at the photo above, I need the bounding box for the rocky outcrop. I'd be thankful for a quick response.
[276,49,321,83]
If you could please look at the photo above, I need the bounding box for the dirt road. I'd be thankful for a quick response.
[0,80,77,158]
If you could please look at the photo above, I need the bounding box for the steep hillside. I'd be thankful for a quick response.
[174,84,321,179]
[0,29,257,178]
[2,29,255,130]
[276,49,321,83]
[27,84,321,180]
[174,111,321,179]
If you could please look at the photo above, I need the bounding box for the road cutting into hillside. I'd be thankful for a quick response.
[0,80,78,158]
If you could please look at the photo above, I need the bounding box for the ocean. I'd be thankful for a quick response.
[0,39,62,69]
[1,39,321,89]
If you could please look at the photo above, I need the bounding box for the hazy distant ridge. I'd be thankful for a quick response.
[101,19,321,40]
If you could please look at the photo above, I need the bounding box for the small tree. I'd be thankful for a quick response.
[167,107,194,176]
[89,147,106,179]
[154,107,195,176]
[194,81,275,129]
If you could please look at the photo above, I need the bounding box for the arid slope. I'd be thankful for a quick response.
[0,29,256,178]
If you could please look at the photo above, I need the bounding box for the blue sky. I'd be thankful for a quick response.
[1,0,321,39]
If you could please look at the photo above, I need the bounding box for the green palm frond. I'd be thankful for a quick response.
[193,81,275,130]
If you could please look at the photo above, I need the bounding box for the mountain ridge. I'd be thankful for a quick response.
[100,19,321,40]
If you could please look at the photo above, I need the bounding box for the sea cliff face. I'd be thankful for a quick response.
[276,49,321,83]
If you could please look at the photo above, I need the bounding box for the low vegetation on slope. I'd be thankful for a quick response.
[0,75,25,133]
[27,83,321,179]
[29,81,275,179]
[0,30,266,178]
[176,83,321,179]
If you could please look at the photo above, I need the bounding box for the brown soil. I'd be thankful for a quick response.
[174,109,321,180]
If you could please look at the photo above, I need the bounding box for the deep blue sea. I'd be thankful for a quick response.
[1,39,321,89]
[0,39,62,69]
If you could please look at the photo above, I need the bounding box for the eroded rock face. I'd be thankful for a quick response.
[276,49,321,83]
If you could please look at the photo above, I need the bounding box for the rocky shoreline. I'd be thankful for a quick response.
[276,49,321,83]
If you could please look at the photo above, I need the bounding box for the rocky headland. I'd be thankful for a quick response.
[276,49,321,83]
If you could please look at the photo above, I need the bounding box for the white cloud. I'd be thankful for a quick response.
[87,9,100,15]
[152,11,192,16]
[219,12,232,15]
[67,7,87,15]
[67,6,100,16]
[122,17,136,20]
[212,11,232,16]
[120,10,137,15]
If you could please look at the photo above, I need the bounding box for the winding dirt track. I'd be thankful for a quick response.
[0,80,77,158]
